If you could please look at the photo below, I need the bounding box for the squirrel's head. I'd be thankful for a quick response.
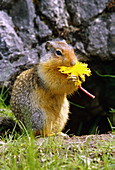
[40,40,78,67]
[38,40,78,94]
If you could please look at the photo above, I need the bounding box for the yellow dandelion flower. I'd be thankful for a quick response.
[58,61,91,87]
[58,61,95,99]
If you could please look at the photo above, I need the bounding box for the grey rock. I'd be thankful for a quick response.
[38,0,69,28]
[9,0,37,47]
[0,11,38,87]
[108,13,115,57]
[86,14,114,60]
[74,41,89,61]
[0,0,15,9]
[66,0,109,26]
[0,11,24,58]
[0,0,114,87]
[86,16,109,60]
[35,16,52,40]
[0,60,15,84]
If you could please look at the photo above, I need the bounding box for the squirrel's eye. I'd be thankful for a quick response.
[55,50,62,56]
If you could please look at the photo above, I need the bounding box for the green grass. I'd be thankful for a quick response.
[0,132,114,170]
[0,104,114,170]
[0,88,114,170]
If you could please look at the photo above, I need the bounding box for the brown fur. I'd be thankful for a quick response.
[10,40,78,136]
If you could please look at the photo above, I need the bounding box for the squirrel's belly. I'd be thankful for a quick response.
[44,97,69,134]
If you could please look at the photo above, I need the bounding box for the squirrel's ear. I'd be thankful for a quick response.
[45,41,53,51]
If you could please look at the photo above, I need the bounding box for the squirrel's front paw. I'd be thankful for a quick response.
[48,132,69,138]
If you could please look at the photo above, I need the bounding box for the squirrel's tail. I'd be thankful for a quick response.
[0,117,21,137]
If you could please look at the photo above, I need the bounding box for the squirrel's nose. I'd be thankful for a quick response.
[70,60,77,66]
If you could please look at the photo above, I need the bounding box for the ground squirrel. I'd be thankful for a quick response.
[10,40,78,136]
